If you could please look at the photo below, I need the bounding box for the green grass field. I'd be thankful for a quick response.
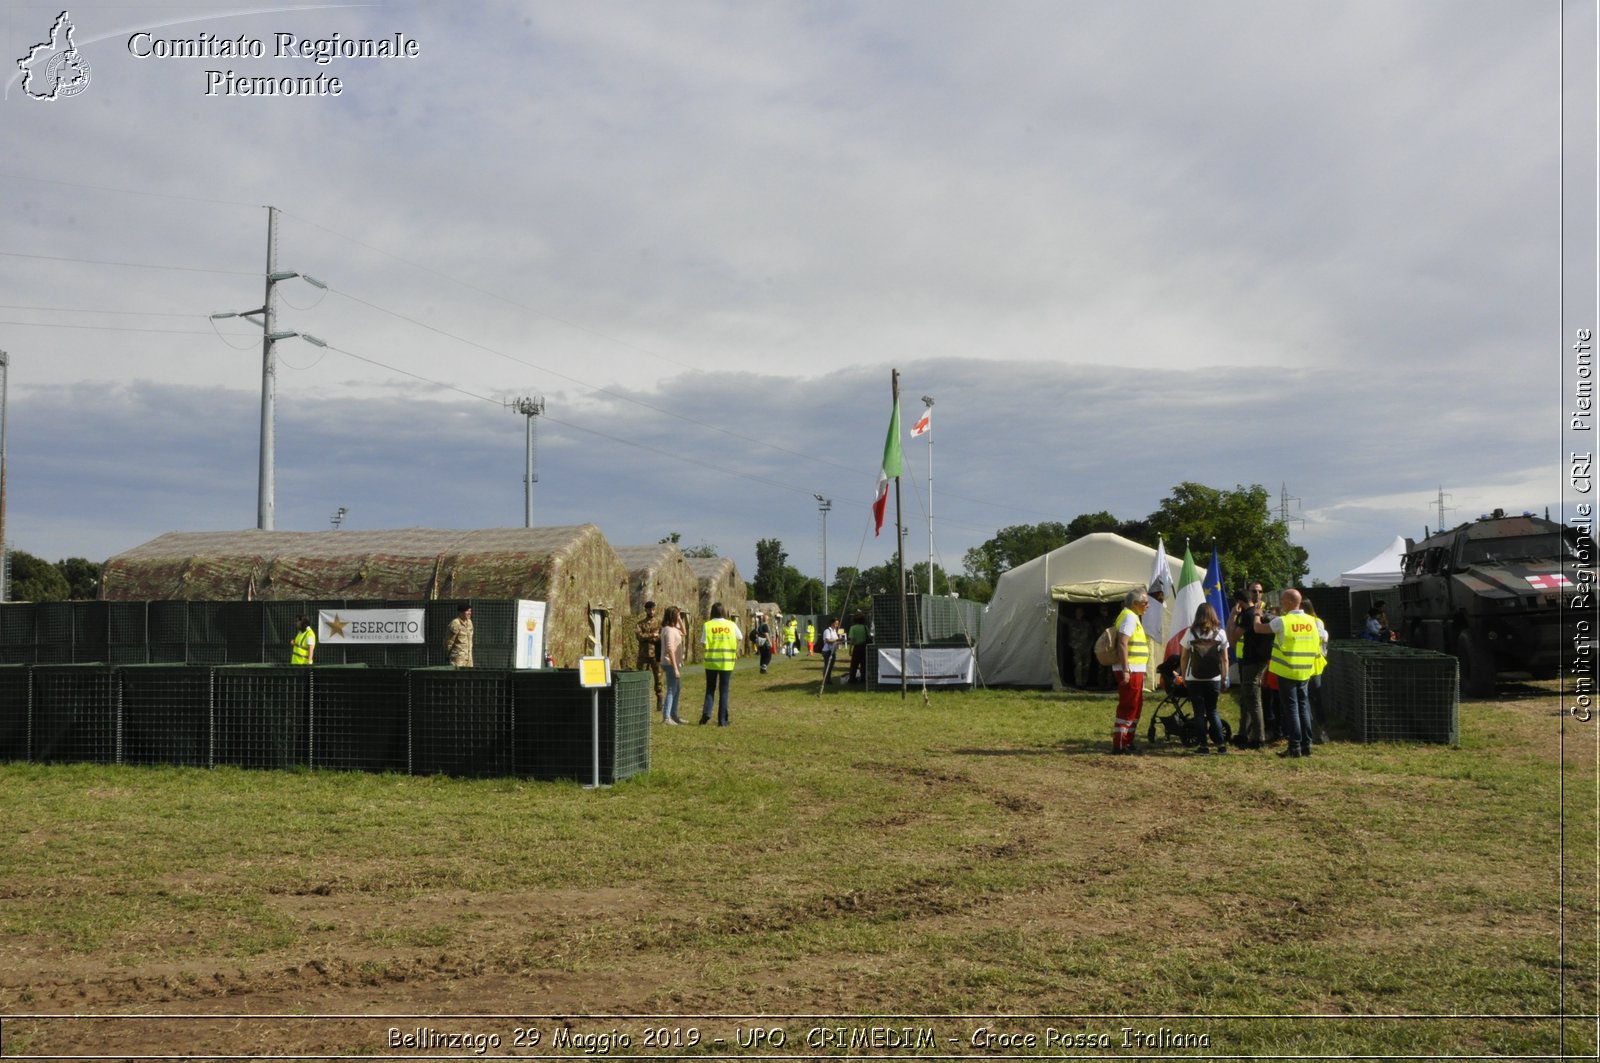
[1,659,1594,1058]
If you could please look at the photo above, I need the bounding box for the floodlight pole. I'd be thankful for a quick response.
[814,495,832,615]
[509,395,545,527]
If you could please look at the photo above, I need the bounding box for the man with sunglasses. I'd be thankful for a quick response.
[1228,582,1274,748]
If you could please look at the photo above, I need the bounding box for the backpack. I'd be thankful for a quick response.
[1188,632,1223,680]
[1092,626,1118,666]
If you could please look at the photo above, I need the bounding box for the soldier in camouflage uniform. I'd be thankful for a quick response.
[1065,604,1096,688]
[446,605,474,668]
[636,600,663,713]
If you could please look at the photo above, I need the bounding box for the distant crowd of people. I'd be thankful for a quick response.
[632,602,872,728]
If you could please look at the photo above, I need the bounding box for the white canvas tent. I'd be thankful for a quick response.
[1339,535,1408,589]
[976,533,1183,688]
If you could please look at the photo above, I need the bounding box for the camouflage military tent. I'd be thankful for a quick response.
[614,543,701,668]
[684,556,749,661]
[99,526,630,667]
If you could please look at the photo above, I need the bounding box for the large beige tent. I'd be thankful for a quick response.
[684,556,750,661]
[614,543,701,667]
[975,533,1182,688]
[100,526,631,667]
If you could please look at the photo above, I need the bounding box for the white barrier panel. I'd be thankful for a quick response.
[318,608,425,644]
[515,600,548,669]
[875,647,975,686]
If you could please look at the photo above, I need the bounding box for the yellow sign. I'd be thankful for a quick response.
[578,656,611,689]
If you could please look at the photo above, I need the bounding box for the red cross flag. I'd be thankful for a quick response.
[1525,573,1571,590]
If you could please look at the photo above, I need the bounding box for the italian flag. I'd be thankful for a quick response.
[1164,546,1207,660]
[873,400,903,536]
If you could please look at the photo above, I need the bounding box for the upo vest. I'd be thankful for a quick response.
[291,628,316,665]
[1115,607,1149,669]
[704,619,738,671]
[1268,612,1321,681]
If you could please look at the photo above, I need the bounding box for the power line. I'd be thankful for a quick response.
[0,170,259,208]
[0,319,241,336]
[325,283,856,475]
[284,208,702,374]
[0,248,255,276]
[0,188,1065,533]
[317,338,840,503]
[0,303,204,317]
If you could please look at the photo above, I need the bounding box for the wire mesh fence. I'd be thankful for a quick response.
[0,662,648,780]
[120,665,212,768]
[1324,641,1459,744]
[870,593,984,648]
[411,667,513,778]
[1,599,537,668]
[30,664,118,764]
[512,670,650,783]
[213,666,309,770]
[0,665,29,761]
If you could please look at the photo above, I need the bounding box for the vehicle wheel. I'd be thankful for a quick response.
[1147,716,1160,745]
[1218,719,1233,746]
[1455,632,1495,698]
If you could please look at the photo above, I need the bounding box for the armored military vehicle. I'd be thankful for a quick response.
[1396,510,1585,696]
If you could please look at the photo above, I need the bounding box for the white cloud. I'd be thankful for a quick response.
[0,0,1579,592]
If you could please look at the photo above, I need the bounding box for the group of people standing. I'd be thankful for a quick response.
[635,600,739,727]
[1108,582,1329,758]
[635,603,876,728]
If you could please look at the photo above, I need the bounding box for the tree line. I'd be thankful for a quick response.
[753,481,1309,614]
[8,551,101,601]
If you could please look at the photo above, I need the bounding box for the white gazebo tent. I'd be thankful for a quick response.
[1338,535,1408,589]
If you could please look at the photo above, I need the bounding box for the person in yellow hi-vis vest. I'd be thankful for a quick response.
[1110,588,1151,754]
[1255,588,1321,758]
[290,615,316,665]
[783,618,799,658]
[698,602,743,727]
[805,621,816,656]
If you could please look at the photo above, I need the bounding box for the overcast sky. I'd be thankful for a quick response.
[0,0,1590,589]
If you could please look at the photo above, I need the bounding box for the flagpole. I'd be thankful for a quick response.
[893,369,907,700]
[922,395,934,599]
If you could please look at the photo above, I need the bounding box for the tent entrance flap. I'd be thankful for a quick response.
[1050,579,1146,603]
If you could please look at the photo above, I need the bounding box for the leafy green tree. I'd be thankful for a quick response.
[753,539,789,604]
[681,542,719,558]
[948,572,991,603]
[1144,482,1308,591]
[658,532,682,544]
[962,521,1072,587]
[1066,510,1122,539]
[56,557,101,600]
[10,550,69,602]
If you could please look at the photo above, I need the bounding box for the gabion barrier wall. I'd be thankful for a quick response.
[1324,641,1459,744]
[0,664,650,782]
[0,600,525,669]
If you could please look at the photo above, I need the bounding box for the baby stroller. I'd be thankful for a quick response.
[1147,654,1233,749]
